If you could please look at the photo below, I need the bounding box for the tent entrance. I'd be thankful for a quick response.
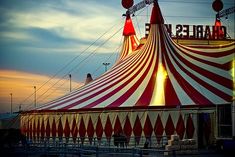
[198,113,213,148]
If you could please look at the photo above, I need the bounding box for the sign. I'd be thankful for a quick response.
[127,0,155,15]
[145,24,227,39]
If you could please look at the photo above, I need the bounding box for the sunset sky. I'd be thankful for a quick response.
[0,0,234,113]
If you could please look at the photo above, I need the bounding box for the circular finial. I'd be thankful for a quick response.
[122,0,134,9]
[212,0,223,12]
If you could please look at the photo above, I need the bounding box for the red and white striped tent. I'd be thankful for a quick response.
[21,2,234,146]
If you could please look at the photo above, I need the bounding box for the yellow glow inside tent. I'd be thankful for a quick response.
[152,63,167,105]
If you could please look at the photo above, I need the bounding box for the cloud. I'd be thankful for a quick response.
[0,0,126,61]
[0,31,35,41]
[0,0,123,41]
[0,70,83,113]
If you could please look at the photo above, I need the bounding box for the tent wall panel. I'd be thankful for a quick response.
[20,108,214,146]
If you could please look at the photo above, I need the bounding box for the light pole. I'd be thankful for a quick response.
[10,93,12,114]
[19,104,22,112]
[34,86,36,107]
[103,62,110,72]
[69,74,72,92]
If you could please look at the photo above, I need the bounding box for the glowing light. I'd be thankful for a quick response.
[151,63,167,105]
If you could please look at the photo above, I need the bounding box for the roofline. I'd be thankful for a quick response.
[20,103,233,114]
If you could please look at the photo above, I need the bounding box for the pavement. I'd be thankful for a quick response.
[1,147,234,157]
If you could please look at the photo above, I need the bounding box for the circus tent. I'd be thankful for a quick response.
[20,2,234,146]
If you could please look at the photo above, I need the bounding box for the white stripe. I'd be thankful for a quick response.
[178,46,234,64]
[70,28,156,109]
[40,35,141,110]
[150,27,165,106]
[39,48,143,110]
[52,53,144,109]
[165,61,194,105]
[167,41,233,96]
[166,39,232,79]
[121,31,157,107]
[165,41,228,104]
[71,42,154,109]
[180,43,235,53]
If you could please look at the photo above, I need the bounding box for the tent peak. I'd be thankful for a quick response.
[123,14,136,36]
[150,2,164,24]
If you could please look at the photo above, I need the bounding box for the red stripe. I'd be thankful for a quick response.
[167,46,232,102]
[57,33,146,99]
[42,50,144,109]
[179,44,234,58]
[160,28,181,106]
[47,33,153,109]
[83,39,155,109]
[40,40,142,108]
[135,26,160,106]
[163,30,233,90]
[58,42,151,110]
[163,28,232,101]
[186,42,235,49]
[106,34,156,108]
[130,35,138,51]
[119,37,129,60]
[175,47,233,70]
[161,26,212,105]
[166,46,232,101]
[163,66,181,106]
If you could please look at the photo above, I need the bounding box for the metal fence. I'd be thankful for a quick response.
[1,135,177,157]
[8,144,176,157]
[27,135,170,148]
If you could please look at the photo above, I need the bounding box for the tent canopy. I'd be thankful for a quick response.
[34,2,234,112]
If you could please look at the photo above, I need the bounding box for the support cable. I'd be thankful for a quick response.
[19,18,124,110]
[24,23,124,110]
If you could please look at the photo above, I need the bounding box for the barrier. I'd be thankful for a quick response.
[2,143,177,157]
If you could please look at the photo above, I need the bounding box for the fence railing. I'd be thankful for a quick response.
[10,144,177,157]
[26,135,170,148]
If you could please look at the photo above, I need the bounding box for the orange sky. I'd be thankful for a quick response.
[0,70,82,113]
